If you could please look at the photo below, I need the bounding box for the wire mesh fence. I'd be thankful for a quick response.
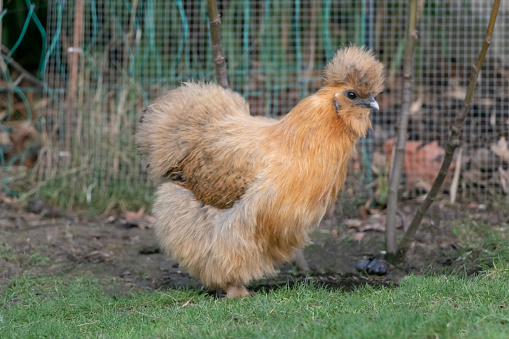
[1,0,508,211]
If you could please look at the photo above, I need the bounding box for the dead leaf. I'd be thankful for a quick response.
[359,205,370,219]
[8,120,38,154]
[384,139,455,190]
[491,137,509,163]
[462,169,497,188]
[371,151,387,174]
[499,167,509,193]
[105,215,117,223]
[0,102,29,121]
[122,207,155,229]
[0,193,18,205]
[0,130,9,145]
[344,219,362,228]
[409,98,422,115]
[352,232,366,242]
[470,148,498,171]
[359,205,381,218]
[330,229,339,238]
[446,86,467,101]
[439,238,457,249]
[359,223,386,232]
[125,207,145,221]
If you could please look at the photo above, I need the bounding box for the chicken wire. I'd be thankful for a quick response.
[1,0,509,207]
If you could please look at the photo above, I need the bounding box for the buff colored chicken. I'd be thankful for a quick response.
[136,46,385,297]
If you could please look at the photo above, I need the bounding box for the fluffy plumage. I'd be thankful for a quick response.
[323,45,385,96]
[136,45,385,297]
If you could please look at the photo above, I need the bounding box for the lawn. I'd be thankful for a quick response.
[2,262,509,338]
[2,200,509,338]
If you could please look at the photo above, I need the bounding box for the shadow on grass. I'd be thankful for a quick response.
[154,270,395,299]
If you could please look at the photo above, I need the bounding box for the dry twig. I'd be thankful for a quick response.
[395,0,501,261]
[207,0,230,90]
[181,298,193,307]
[0,51,45,88]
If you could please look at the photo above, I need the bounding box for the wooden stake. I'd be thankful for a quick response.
[66,0,85,163]
[449,147,463,204]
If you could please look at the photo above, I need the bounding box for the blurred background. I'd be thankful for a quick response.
[1,0,509,213]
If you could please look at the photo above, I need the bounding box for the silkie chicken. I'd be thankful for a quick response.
[136,46,385,298]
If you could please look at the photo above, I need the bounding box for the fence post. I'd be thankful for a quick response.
[66,0,85,162]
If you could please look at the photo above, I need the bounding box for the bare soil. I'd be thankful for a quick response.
[1,197,506,296]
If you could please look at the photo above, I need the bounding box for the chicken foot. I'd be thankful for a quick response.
[225,285,251,298]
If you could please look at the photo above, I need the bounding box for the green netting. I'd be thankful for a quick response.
[1,1,509,210]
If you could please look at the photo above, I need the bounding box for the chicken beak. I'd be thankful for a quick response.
[358,94,379,111]
[367,94,379,111]
[370,98,379,111]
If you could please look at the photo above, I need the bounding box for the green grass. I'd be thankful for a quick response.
[28,177,154,216]
[2,265,509,338]
[2,218,509,337]
[450,219,509,270]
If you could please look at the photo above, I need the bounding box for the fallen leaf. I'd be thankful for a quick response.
[371,151,387,174]
[439,239,457,249]
[8,120,38,155]
[359,206,381,218]
[384,139,455,190]
[352,232,366,242]
[0,193,18,205]
[105,215,117,223]
[499,167,509,193]
[462,169,497,188]
[122,207,155,229]
[409,98,422,115]
[125,207,145,221]
[470,148,499,171]
[330,229,339,238]
[491,137,509,163]
[0,130,9,145]
[359,206,370,219]
[344,219,362,228]
[359,223,386,232]
[446,86,467,101]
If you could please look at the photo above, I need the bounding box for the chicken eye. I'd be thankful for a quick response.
[346,91,357,100]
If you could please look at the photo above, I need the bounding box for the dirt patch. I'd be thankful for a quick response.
[0,198,505,295]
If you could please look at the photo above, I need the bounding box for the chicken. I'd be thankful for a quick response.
[136,46,384,297]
